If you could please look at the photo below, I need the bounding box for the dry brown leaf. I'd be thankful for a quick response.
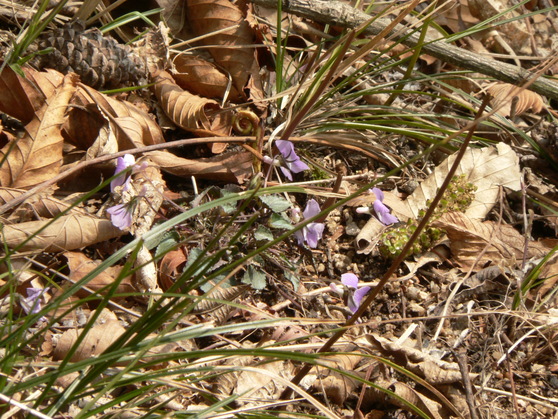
[159,248,188,291]
[147,149,252,183]
[405,143,521,220]
[0,73,77,189]
[172,54,241,100]
[153,70,232,137]
[534,253,558,301]
[186,0,255,94]
[0,66,64,124]
[74,84,165,149]
[192,284,249,325]
[64,252,135,297]
[53,310,126,362]
[488,82,545,118]
[389,382,444,419]
[432,211,551,271]
[312,350,363,405]
[366,334,474,384]
[1,213,123,252]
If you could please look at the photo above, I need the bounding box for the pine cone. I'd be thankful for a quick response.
[32,20,146,89]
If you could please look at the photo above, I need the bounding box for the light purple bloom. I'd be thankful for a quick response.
[275,140,309,181]
[111,154,136,192]
[21,287,48,319]
[371,187,398,225]
[294,199,324,248]
[107,203,133,230]
[330,273,371,314]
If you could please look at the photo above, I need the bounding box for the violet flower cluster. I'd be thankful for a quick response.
[357,187,398,225]
[330,273,371,314]
[263,139,309,181]
[107,154,145,230]
[293,199,325,248]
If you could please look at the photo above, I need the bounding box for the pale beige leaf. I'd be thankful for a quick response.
[147,149,252,183]
[186,0,255,94]
[53,313,126,362]
[432,211,550,270]
[367,334,475,386]
[0,73,77,189]
[405,143,521,220]
[152,70,232,136]
[1,214,123,252]
[172,54,241,100]
[488,82,545,117]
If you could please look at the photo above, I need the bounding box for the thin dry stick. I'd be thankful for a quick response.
[250,0,558,101]
[279,96,492,400]
[453,349,480,419]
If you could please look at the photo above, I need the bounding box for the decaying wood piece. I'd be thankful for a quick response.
[250,0,558,101]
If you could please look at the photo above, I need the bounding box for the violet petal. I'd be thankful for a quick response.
[341,273,359,289]
[303,199,321,219]
[276,140,309,174]
[304,222,324,248]
[353,286,371,308]
[111,154,136,192]
[371,187,384,202]
[279,166,293,181]
[107,203,133,230]
[373,200,399,225]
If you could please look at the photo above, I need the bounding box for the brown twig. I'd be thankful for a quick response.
[250,0,558,101]
[453,348,480,419]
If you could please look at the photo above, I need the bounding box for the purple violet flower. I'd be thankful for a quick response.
[275,140,309,181]
[371,187,398,225]
[107,203,133,230]
[294,199,325,248]
[111,154,136,192]
[330,273,371,314]
[21,287,45,314]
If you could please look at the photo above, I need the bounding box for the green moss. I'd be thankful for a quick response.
[378,174,476,259]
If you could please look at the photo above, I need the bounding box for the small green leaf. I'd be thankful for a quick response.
[254,225,274,242]
[285,271,300,290]
[269,213,293,230]
[154,231,181,257]
[260,194,292,213]
[242,266,267,290]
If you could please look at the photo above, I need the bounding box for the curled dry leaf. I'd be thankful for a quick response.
[389,382,444,419]
[0,73,78,189]
[147,149,252,183]
[311,349,363,405]
[1,214,123,252]
[186,0,255,94]
[75,84,165,148]
[152,70,232,137]
[0,66,64,124]
[431,211,551,271]
[488,82,545,118]
[172,54,241,100]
